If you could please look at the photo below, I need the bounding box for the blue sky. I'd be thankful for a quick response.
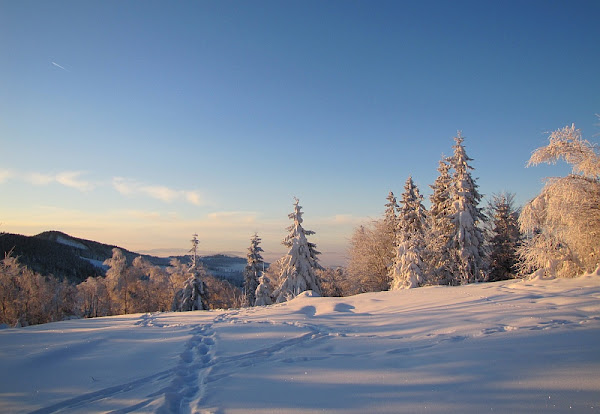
[1,0,598,266]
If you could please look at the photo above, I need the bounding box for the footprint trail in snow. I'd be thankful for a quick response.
[156,323,216,413]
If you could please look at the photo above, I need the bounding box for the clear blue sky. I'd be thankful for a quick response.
[1,0,598,266]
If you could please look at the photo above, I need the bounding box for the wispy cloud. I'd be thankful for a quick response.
[51,61,69,71]
[56,171,94,191]
[185,191,203,206]
[3,169,207,207]
[112,177,135,195]
[25,172,54,186]
[142,185,180,203]
[23,171,94,191]
[112,177,205,206]
[4,170,205,204]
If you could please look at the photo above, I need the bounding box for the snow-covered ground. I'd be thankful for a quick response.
[1,274,599,413]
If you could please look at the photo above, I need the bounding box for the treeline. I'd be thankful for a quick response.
[340,133,516,294]
[242,124,600,301]
[0,248,242,327]
[337,124,600,294]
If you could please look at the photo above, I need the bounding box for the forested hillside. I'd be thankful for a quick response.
[0,233,102,283]
[0,231,169,283]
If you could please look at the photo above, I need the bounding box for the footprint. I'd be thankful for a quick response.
[197,344,209,355]
[181,350,194,363]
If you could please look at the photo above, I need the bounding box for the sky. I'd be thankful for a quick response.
[1,0,599,266]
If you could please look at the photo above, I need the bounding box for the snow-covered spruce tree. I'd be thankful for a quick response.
[173,234,209,311]
[254,273,274,306]
[176,268,209,311]
[383,191,400,266]
[243,233,264,307]
[486,193,521,281]
[425,156,455,285]
[447,133,487,285]
[254,259,284,306]
[519,124,600,277]
[384,191,399,244]
[273,198,323,302]
[390,176,428,289]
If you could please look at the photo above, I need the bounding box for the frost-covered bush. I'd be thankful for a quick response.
[519,124,600,277]
[345,219,394,293]
[0,253,77,327]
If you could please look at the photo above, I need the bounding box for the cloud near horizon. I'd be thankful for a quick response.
[112,177,204,206]
[0,170,203,205]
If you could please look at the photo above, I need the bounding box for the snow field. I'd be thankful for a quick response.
[1,274,599,413]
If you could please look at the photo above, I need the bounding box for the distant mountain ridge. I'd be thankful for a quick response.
[0,231,246,286]
[36,230,172,266]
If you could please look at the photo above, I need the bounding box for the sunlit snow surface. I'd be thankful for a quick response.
[1,274,599,413]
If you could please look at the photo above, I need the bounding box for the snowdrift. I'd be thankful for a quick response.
[1,275,599,413]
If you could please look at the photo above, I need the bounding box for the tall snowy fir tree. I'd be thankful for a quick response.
[448,133,487,284]
[486,193,521,281]
[390,177,428,289]
[383,191,400,262]
[273,198,323,303]
[243,233,264,307]
[173,234,209,311]
[426,157,454,285]
[384,191,399,244]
